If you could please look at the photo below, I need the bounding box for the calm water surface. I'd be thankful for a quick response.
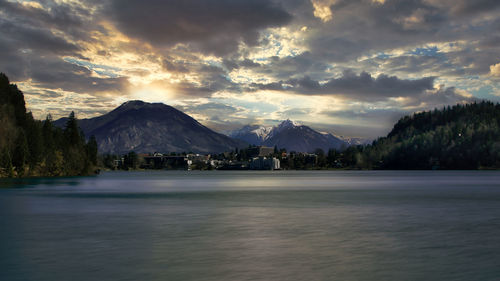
[1,171,500,281]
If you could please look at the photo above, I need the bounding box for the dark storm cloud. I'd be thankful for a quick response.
[259,52,329,80]
[222,59,240,71]
[27,56,129,94]
[252,71,435,100]
[447,0,500,16]
[0,0,112,95]
[108,0,292,56]
[240,59,262,68]
[162,58,190,73]
[289,0,500,68]
[0,0,79,24]
[412,86,476,107]
[226,52,329,81]
[0,37,28,79]
[221,58,264,71]
[360,40,500,78]
[0,19,80,55]
[375,55,450,75]
[0,0,97,42]
[300,0,447,63]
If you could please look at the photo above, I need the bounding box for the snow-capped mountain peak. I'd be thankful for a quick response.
[252,126,273,139]
[267,119,301,139]
[277,119,300,130]
[229,119,357,152]
[229,124,273,145]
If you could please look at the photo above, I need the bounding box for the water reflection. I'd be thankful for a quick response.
[0,177,85,189]
[1,171,500,281]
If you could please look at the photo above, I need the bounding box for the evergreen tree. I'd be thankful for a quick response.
[0,147,13,177]
[86,135,98,165]
[0,73,99,177]
[12,130,29,175]
[64,111,82,146]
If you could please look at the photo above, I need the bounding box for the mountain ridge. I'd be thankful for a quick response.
[230,119,347,152]
[54,100,246,154]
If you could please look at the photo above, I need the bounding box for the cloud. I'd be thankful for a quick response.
[0,0,115,91]
[258,52,329,80]
[240,59,262,68]
[310,0,337,22]
[377,55,446,74]
[400,85,476,109]
[26,56,129,94]
[178,102,240,119]
[1,0,499,138]
[162,58,190,73]
[299,0,448,63]
[175,101,256,133]
[252,71,436,100]
[490,63,500,77]
[321,108,405,134]
[322,108,403,120]
[0,18,80,56]
[0,0,97,43]
[108,0,292,56]
[427,0,500,17]
[166,64,243,98]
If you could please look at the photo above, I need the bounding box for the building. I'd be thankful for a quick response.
[249,156,280,170]
[187,154,210,162]
[113,157,125,169]
[143,154,189,170]
[247,146,275,157]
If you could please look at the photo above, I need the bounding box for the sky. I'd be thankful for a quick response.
[1,0,500,138]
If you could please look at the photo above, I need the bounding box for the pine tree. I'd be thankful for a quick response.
[86,135,98,165]
[64,111,81,146]
[12,130,29,175]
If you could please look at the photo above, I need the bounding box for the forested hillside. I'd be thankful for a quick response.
[0,73,97,177]
[344,102,500,169]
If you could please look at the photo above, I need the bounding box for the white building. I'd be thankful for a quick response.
[249,157,280,170]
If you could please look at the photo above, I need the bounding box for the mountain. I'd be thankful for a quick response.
[229,124,273,145]
[54,100,246,154]
[230,119,347,152]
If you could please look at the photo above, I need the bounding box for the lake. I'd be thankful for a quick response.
[1,171,500,281]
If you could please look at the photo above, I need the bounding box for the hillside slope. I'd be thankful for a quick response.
[346,102,500,169]
[55,100,246,154]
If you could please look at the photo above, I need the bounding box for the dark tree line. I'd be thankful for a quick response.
[342,101,500,169]
[0,73,98,177]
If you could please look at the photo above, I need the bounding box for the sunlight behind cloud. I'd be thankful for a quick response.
[490,63,500,77]
[127,84,174,104]
[310,0,336,22]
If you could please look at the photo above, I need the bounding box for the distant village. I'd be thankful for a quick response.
[102,145,336,171]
